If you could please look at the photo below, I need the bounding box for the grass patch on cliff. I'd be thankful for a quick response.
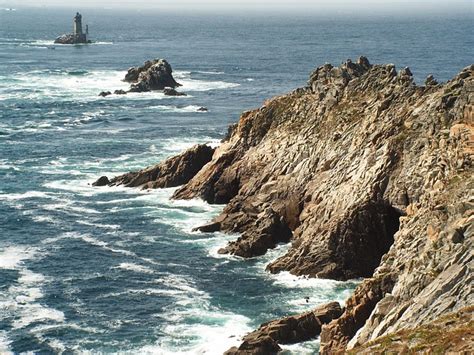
[349,306,474,354]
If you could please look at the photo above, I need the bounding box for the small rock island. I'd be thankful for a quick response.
[55,12,91,45]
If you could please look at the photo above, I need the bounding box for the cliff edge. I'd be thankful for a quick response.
[102,57,473,352]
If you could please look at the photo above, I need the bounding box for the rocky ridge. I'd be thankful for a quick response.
[99,57,473,352]
[95,144,215,189]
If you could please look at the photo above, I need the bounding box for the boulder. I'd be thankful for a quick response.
[163,87,186,96]
[99,91,112,97]
[114,89,127,95]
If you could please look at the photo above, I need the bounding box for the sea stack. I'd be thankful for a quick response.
[54,12,91,44]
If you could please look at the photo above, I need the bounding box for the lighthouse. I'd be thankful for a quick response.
[73,12,83,37]
[54,12,91,44]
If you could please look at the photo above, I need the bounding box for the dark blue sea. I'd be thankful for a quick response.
[0,7,472,354]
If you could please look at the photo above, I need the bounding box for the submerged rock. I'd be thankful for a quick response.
[225,302,342,354]
[107,144,215,189]
[197,107,208,112]
[98,91,112,97]
[92,176,110,186]
[163,87,186,96]
[126,59,181,93]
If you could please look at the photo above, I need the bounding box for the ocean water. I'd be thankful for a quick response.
[0,7,472,354]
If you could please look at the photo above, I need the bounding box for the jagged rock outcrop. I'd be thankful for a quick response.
[98,144,214,189]
[125,59,181,93]
[225,302,342,354]
[100,59,183,96]
[103,57,473,352]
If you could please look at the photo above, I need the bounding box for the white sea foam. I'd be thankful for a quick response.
[76,220,120,230]
[174,71,240,92]
[1,69,128,102]
[0,246,37,269]
[193,70,225,75]
[0,250,65,331]
[0,191,50,201]
[113,263,155,274]
[30,215,56,224]
[121,274,252,355]
[12,304,65,329]
[0,331,12,355]
[147,105,208,113]
[280,340,320,354]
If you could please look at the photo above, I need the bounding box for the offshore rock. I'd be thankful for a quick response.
[163,87,186,96]
[125,59,181,93]
[107,144,215,189]
[225,302,342,354]
[92,176,110,187]
[54,33,91,45]
[98,91,112,97]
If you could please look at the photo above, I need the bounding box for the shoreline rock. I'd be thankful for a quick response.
[96,57,474,352]
[98,144,215,189]
[163,87,186,96]
[225,302,343,354]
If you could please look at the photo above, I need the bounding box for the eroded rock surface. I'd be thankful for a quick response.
[225,302,342,354]
[104,144,214,189]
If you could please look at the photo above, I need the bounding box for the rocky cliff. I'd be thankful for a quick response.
[101,57,473,352]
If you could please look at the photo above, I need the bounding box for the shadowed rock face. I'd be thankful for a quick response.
[225,302,343,355]
[104,144,215,189]
[125,59,182,92]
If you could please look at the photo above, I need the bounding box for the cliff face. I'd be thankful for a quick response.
[173,57,473,351]
[104,57,473,351]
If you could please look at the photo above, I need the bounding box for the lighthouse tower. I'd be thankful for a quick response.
[73,12,87,42]
[74,12,82,36]
[54,12,90,44]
